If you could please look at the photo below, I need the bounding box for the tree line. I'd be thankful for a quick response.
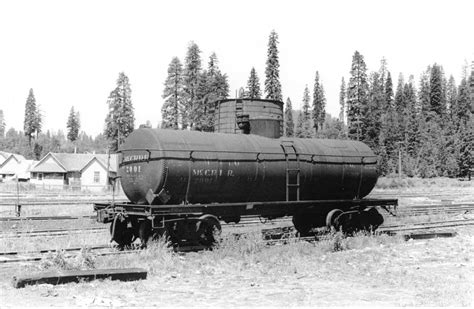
[0,30,472,179]
[284,52,473,178]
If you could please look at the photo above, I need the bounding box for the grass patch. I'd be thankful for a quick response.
[375,176,473,190]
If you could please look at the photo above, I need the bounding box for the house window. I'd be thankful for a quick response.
[38,173,43,181]
[94,171,100,183]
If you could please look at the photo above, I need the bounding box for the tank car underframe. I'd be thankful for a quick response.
[95,198,397,247]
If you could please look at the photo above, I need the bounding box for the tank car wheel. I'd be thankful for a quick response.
[360,207,384,232]
[326,209,343,231]
[110,215,134,250]
[196,215,222,247]
[333,211,360,235]
[292,214,313,236]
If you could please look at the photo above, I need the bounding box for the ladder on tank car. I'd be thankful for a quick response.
[234,99,244,133]
[281,141,300,201]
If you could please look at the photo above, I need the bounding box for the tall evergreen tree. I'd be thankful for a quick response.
[378,71,397,174]
[245,67,262,99]
[0,110,5,138]
[365,72,383,150]
[312,71,326,132]
[346,51,369,141]
[404,76,420,157]
[284,97,294,137]
[66,106,80,142]
[339,77,346,123]
[264,30,282,101]
[24,88,41,145]
[193,53,229,132]
[295,86,312,138]
[446,75,458,118]
[104,72,135,151]
[161,57,184,129]
[384,71,394,108]
[429,63,446,117]
[455,77,471,128]
[294,111,304,138]
[379,57,389,92]
[418,68,431,116]
[183,41,202,129]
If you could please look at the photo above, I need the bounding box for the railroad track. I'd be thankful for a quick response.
[1,218,473,266]
[0,217,289,239]
[0,199,128,207]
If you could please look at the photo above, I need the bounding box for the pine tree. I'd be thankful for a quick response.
[0,110,5,138]
[446,75,458,119]
[245,67,262,99]
[295,86,312,138]
[24,88,41,145]
[161,57,184,129]
[339,77,346,123]
[404,76,420,158]
[392,74,406,144]
[418,68,431,117]
[365,72,383,150]
[312,71,326,133]
[104,72,135,151]
[183,41,202,129]
[264,30,282,101]
[429,63,445,117]
[193,53,229,132]
[455,77,471,128]
[294,111,304,138]
[378,71,397,175]
[66,106,80,142]
[346,51,369,141]
[284,97,294,137]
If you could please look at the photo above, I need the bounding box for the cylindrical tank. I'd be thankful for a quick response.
[118,128,378,205]
[214,99,283,138]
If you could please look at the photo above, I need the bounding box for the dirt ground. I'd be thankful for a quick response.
[1,226,472,307]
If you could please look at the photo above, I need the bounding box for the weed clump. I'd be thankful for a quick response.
[39,248,96,271]
[214,232,265,258]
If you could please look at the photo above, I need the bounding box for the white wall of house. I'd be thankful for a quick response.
[81,160,107,188]
[30,173,65,186]
[0,158,20,179]
[30,156,66,186]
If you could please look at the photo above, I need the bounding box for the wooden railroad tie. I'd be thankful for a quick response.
[12,268,147,288]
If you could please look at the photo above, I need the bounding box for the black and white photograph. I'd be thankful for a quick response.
[0,0,473,307]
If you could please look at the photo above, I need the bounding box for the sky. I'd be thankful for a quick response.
[0,0,473,137]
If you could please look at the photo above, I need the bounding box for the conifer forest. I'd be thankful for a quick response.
[0,31,472,178]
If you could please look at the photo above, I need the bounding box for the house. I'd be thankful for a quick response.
[29,152,118,190]
[0,151,11,165]
[0,153,37,181]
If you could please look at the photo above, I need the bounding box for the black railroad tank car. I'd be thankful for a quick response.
[120,128,378,206]
[95,98,397,248]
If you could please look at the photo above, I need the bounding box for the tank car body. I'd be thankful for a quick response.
[119,128,377,205]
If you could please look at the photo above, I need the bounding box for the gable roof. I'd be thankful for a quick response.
[0,151,25,163]
[0,155,37,178]
[30,152,118,173]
